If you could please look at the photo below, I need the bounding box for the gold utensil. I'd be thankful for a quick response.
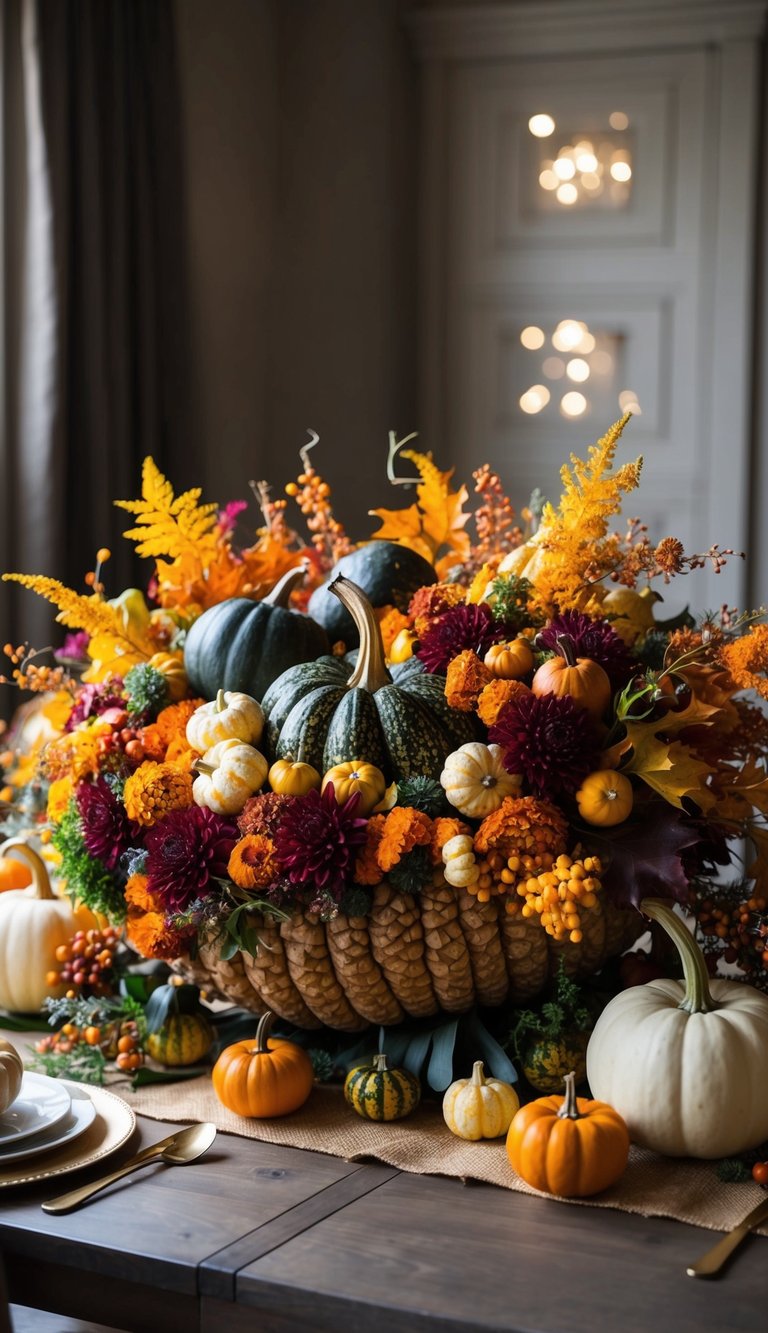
[686,1194,768,1278]
[41,1121,217,1214]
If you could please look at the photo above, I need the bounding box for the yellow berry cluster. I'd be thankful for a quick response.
[503,851,603,943]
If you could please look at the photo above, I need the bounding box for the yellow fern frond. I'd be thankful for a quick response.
[400,448,442,491]
[2,573,136,641]
[115,457,219,564]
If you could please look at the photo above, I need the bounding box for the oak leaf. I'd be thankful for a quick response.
[623,722,715,812]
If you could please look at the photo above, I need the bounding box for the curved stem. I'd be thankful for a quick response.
[255,1010,276,1053]
[262,564,307,609]
[329,576,391,693]
[640,898,718,1014]
[215,689,227,713]
[470,1060,486,1087]
[556,1070,581,1121]
[0,839,55,900]
[194,761,215,776]
[555,634,577,667]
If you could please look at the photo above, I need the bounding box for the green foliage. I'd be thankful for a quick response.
[217,898,289,961]
[29,1042,107,1085]
[51,802,127,920]
[123,662,170,718]
[509,961,594,1059]
[387,845,432,895]
[395,776,451,818]
[307,1048,334,1082]
[716,1158,752,1183]
[489,574,541,632]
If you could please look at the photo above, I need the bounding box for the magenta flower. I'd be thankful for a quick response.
[75,778,136,870]
[275,784,368,898]
[145,806,238,912]
[489,691,599,799]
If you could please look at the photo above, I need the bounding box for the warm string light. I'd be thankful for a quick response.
[518,321,643,420]
[529,112,633,208]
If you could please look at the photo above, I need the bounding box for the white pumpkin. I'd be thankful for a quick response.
[440,742,521,819]
[0,1038,23,1113]
[0,840,101,1014]
[186,689,264,754]
[441,834,479,889]
[442,1061,519,1140]
[193,739,268,815]
[586,899,768,1159]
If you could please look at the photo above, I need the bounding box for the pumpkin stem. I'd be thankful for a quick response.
[470,1060,486,1087]
[555,634,578,667]
[330,576,391,693]
[640,898,718,1014]
[0,838,55,901]
[215,689,227,713]
[194,761,216,776]
[373,1053,390,1073]
[255,1010,276,1053]
[262,564,308,609]
[556,1070,582,1121]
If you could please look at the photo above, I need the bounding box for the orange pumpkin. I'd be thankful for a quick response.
[212,1011,314,1118]
[0,855,32,893]
[531,634,611,721]
[321,760,386,816]
[268,758,322,797]
[506,1071,629,1197]
[575,770,634,826]
[484,639,534,681]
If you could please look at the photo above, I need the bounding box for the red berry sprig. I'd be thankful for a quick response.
[46,926,121,997]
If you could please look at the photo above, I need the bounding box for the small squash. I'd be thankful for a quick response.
[0,1038,23,1113]
[484,639,534,681]
[587,899,768,1158]
[344,1053,421,1121]
[0,855,32,893]
[147,651,188,702]
[576,770,633,826]
[440,742,521,818]
[193,739,268,815]
[186,689,265,753]
[145,1014,214,1067]
[321,760,387,816]
[521,1032,589,1094]
[443,1061,519,1140]
[506,1071,630,1197]
[441,834,479,889]
[531,634,611,721]
[212,1011,314,1118]
[268,758,321,797]
[388,628,417,664]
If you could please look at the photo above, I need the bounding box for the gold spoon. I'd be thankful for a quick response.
[41,1121,217,1215]
[686,1194,768,1278]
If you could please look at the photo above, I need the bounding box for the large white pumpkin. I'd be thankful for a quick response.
[587,899,768,1159]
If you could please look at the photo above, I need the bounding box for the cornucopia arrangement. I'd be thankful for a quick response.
[3,415,768,1193]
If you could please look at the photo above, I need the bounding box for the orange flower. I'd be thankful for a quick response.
[431,816,472,866]
[409,583,465,638]
[353,814,387,886]
[719,625,768,700]
[445,650,493,712]
[123,761,194,826]
[377,807,434,873]
[164,736,198,770]
[125,872,156,913]
[156,698,205,747]
[47,775,74,824]
[378,607,411,655]
[227,834,279,889]
[137,723,166,762]
[474,796,568,860]
[126,910,180,960]
[477,678,531,727]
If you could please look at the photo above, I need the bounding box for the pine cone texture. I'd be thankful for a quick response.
[241,917,322,1029]
[419,877,476,1013]
[326,914,404,1025]
[368,884,439,1017]
[456,892,509,1007]
[281,913,368,1032]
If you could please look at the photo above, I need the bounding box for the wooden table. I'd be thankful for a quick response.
[1,1107,766,1333]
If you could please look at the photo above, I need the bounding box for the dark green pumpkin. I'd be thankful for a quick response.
[261,577,476,781]
[307,541,436,648]
[183,567,329,703]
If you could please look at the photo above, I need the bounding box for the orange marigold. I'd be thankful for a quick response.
[227,834,279,889]
[126,910,180,960]
[431,816,472,866]
[474,795,569,860]
[123,761,194,827]
[718,625,768,700]
[377,807,434,873]
[353,813,387,886]
[156,698,205,746]
[409,583,466,637]
[445,650,493,712]
[125,872,156,913]
[476,678,531,728]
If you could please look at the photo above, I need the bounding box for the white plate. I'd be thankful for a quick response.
[0,1071,71,1145]
[0,1085,136,1188]
[0,1082,96,1164]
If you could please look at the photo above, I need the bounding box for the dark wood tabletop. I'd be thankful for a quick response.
[1,1104,766,1333]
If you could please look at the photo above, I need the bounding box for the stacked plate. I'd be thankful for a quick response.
[0,1072,136,1187]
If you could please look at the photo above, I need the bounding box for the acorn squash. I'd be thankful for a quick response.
[307,541,436,648]
[183,566,329,702]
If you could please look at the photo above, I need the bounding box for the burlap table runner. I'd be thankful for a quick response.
[121,1075,768,1236]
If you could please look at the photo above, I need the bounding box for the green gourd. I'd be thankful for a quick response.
[344,1053,421,1121]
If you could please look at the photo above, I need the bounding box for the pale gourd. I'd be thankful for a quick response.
[587,899,768,1158]
[440,742,521,819]
[443,1061,519,1140]
[441,834,479,889]
[193,739,269,815]
[0,840,101,1014]
[0,1038,23,1113]
[186,689,265,754]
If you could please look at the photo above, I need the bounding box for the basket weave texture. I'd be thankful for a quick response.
[178,876,643,1032]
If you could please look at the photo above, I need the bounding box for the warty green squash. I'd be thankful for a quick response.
[261,577,476,781]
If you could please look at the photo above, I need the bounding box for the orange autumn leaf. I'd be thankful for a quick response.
[622,723,716,812]
[369,445,471,566]
[709,757,768,821]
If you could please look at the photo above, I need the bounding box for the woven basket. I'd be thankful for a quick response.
[177,875,643,1032]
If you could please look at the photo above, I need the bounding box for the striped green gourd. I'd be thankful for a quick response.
[145,1014,213,1067]
[344,1053,421,1122]
[260,576,476,781]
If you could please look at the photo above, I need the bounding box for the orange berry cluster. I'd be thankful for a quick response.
[502,851,603,943]
[285,467,351,567]
[35,1018,144,1073]
[46,927,120,996]
[0,643,72,694]
[696,894,768,974]
[471,465,523,566]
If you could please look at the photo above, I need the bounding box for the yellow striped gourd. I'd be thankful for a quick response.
[344,1053,420,1122]
[145,1014,214,1067]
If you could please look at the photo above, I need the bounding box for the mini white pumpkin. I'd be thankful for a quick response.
[0,1038,23,1113]
[442,1061,519,1140]
[587,899,768,1159]
[186,689,264,754]
[193,739,269,816]
[440,742,521,819]
[441,834,479,889]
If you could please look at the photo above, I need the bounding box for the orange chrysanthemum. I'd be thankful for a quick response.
[123,761,194,827]
[430,816,472,866]
[126,910,180,960]
[376,807,434,873]
[227,834,279,889]
[43,724,110,783]
[409,583,466,637]
[476,678,531,727]
[718,624,768,700]
[156,698,205,746]
[353,814,387,886]
[445,650,493,712]
[125,872,156,913]
[474,795,569,861]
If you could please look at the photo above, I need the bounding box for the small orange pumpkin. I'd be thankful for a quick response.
[484,638,534,681]
[506,1070,629,1197]
[531,634,611,721]
[268,758,322,797]
[321,760,387,815]
[0,855,33,893]
[212,1011,314,1118]
[576,770,634,826]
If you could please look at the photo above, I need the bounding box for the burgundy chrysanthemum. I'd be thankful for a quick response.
[489,691,599,799]
[275,784,368,898]
[75,778,136,871]
[536,611,633,688]
[237,792,299,839]
[65,680,126,731]
[145,806,238,912]
[416,602,508,674]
